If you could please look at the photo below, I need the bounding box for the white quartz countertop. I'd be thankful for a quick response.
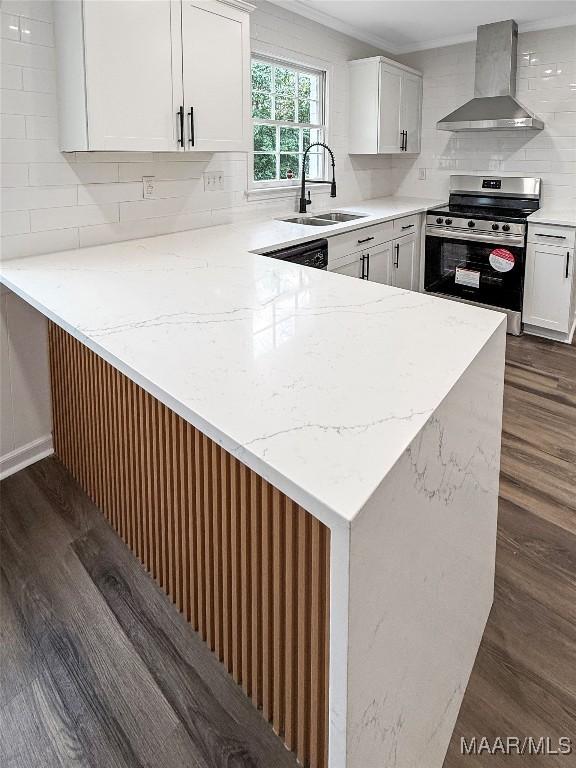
[528,206,576,228]
[0,195,505,529]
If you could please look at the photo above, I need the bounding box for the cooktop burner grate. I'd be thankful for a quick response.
[432,206,533,223]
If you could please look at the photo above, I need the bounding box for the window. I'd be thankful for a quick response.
[251,56,326,187]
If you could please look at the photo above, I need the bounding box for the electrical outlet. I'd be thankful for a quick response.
[143,176,156,199]
[203,172,225,191]
[418,168,426,180]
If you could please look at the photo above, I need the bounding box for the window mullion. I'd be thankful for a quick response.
[276,125,280,182]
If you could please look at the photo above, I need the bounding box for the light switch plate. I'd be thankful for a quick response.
[203,172,224,191]
[418,168,426,180]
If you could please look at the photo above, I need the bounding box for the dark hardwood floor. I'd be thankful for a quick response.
[0,459,299,768]
[444,333,576,767]
[1,331,575,767]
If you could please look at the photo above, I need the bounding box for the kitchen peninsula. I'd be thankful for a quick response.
[0,196,506,768]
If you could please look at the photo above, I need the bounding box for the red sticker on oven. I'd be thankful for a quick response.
[489,248,515,272]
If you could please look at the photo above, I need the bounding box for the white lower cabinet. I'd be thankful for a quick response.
[389,233,418,290]
[328,219,421,290]
[332,254,364,279]
[523,242,574,333]
[365,242,392,284]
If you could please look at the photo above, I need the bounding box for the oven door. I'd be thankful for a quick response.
[424,229,525,311]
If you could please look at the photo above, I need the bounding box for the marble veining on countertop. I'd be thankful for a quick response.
[0,195,504,528]
[527,206,576,228]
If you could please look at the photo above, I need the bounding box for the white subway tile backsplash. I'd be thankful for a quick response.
[19,16,53,47]
[119,196,206,222]
[1,13,20,41]
[78,210,214,248]
[1,227,79,259]
[2,185,76,211]
[1,209,29,235]
[30,203,119,232]
[1,164,29,187]
[22,66,55,92]
[29,162,119,186]
[1,1,53,23]
[24,114,57,139]
[0,38,54,68]
[1,63,22,89]
[118,161,206,182]
[1,113,25,138]
[77,182,144,205]
[1,137,64,163]
[0,88,56,115]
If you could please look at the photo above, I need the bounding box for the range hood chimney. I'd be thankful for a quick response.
[437,20,544,132]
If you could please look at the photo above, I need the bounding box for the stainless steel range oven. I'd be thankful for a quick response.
[424,175,541,334]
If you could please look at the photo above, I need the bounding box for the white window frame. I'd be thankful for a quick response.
[250,54,327,190]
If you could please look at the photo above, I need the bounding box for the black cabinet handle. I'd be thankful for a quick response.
[188,107,194,146]
[566,251,571,279]
[401,223,414,230]
[535,233,566,239]
[365,253,370,280]
[400,130,405,151]
[400,130,407,151]
[358,236,374,244]
[177,106,184,148]
[394,243,399,268]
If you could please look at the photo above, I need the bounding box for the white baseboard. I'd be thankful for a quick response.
[523,320,575,345]
[0,435,54,481]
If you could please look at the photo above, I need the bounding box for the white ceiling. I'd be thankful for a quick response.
[267,1,576,54]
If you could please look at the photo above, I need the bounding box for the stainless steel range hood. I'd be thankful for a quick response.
[437,20,544,132]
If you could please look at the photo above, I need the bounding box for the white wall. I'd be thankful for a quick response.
[0,0,394,469]
[0,288,52,477]
[390,25,576,206]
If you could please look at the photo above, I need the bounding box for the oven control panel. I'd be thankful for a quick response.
[482,179,502,189]
[426,213,525,237]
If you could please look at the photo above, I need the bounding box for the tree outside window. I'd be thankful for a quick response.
[251,57,326,186]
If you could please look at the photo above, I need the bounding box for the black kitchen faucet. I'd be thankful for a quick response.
[299,142,337,213]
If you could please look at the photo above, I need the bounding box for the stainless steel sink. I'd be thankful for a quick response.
[280,211,369,226]
[281,216,335,226]
[313,212,368,222]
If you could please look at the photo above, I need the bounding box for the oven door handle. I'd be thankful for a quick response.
[426,227,524,247]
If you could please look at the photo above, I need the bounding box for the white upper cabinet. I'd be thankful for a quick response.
[83,1,180,152]
[400,71,422,154]
[348,56,422,155]
[54,0,253,152]
[377,63,403,154]
[181,1,251,152]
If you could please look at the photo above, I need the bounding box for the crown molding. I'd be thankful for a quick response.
[398,13,576,53]
[264,1,576,56]
[264,0,402,53]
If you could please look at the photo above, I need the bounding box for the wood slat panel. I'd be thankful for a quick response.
[48,322,330,768]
